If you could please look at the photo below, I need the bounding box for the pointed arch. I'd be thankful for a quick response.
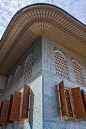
[24,54,33,82]
[72,60,86,86]
[5,75,13,98]
[13,66,21,91]
[54,50,69,79]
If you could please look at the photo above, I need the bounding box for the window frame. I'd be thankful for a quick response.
[58,83,78,122]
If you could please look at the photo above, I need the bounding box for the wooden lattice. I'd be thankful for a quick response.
[65,88,74,118]
[5,75,12,98]
[72,60,86,86]
[13,66,21,91]
[24,54,33,82]
[54,51,69,79]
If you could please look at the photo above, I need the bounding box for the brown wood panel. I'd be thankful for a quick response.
[59,81,68,116]
[10,92,21,121]
[71,87,86,119]
[21,84,30,118]
[0,118,2,126]
[7,94,13,122]
[0,102,3,118]
[81,89,86,113]
[0,100,10,125]
[0,102,3,125]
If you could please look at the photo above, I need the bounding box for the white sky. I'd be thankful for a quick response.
[0,0,86,39]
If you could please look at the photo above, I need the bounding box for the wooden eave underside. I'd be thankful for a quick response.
[0,4,86,76]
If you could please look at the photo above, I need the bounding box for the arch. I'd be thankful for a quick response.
[13,66,21,91]
[54,50,69,79]
[5,75,13,98]
[24,54,33,82]
[72,60,86,86]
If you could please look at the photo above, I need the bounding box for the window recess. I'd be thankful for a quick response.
[58,81,77,122]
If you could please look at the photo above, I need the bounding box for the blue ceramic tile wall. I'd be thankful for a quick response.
[1,36,86,129]
[2,38,42,129]
[42,37,86,129]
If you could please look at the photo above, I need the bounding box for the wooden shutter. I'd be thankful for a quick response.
[10,92,21,121]
[0,106,1,117]
[0,102,3,125]
[59,81,68,116]
[7,95,13,122]
[81,89,86,113]
[71,87,86,119]
[21,84,30,118]
[0,100,10,125]
[0,102,3,117]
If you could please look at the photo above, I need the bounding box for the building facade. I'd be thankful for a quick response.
[0,3,86,129]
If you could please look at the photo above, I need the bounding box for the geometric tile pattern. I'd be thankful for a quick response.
[72,60,86,86]
[5,75,12,98]
[54,51,69,80]
[24,54,33,83]
[43,77,60,129]
[13,66,21,91]
[43,77,59,121]
[43,41,55,73]
[33,40,42,73]
[30,76,42,129]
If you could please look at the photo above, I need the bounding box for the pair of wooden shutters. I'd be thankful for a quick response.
[10,92,21,121]
[10,84,30,121]
[0,95,13,125]
[59,81,86,119]
[0,84,30,125]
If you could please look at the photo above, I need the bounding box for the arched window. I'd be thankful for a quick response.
[54,51,69,79]
[5,75,12,98]
[13,66,21,91]
[24,54,33,82]
[72,60,86,86]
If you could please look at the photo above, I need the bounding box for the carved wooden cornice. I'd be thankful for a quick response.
[0,4,86,76]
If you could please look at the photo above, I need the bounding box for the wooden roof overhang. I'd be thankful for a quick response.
[0,3,86,76]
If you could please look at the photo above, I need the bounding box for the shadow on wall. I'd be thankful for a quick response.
[29,90,34,129]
